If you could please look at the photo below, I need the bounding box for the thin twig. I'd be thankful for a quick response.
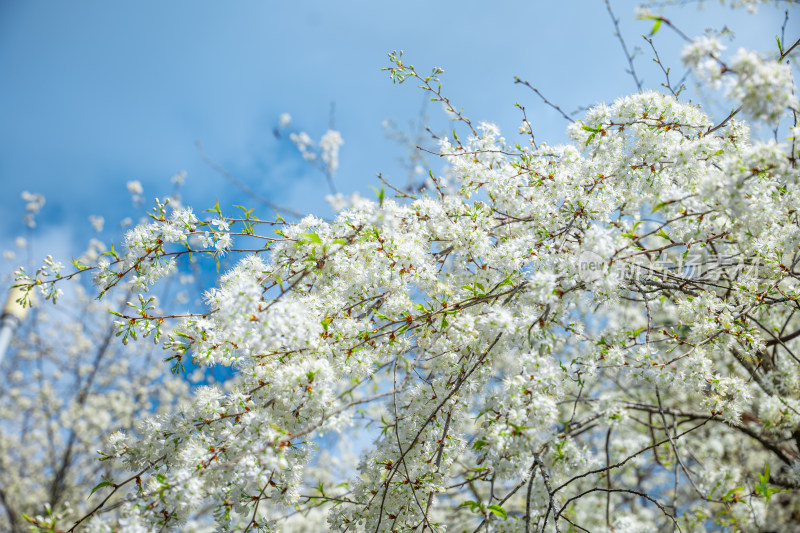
[605,0,643,91]
[644,35,682,97]
[514,78,576,123]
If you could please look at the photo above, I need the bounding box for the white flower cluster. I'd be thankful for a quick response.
[288,131,316,162]
[279,114,345,179]
[681,35,727,89]
[325,191,369,212]
[21,190,45,228]
[728,48,799,122]
[319,129,344,176]
[682,37,799,123]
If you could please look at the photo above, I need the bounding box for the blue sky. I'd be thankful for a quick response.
[0,1,790,279]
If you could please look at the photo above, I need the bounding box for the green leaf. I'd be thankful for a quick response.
[205,199,222,217]
[511,421,530,430]
[459,500,482,513]
[580,121,601,133]
[656,229,672,241]
[370,185,386,208]
[496,277,513,289]
[302,232,323,245]
[721,487,744,502]
[487,504,507,519]
[651,201,667,213]
[760,462,770,485]
[90,480,113,496]
[650,18,662,35]
[234,204,256,220]
[753,462,783,503]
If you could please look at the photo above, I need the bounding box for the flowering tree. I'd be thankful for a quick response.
[0,185,203,533]
[0,275,197,533]
[14,2,800,531]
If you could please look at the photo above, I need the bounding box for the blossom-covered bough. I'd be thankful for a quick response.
[16,4,800,532]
